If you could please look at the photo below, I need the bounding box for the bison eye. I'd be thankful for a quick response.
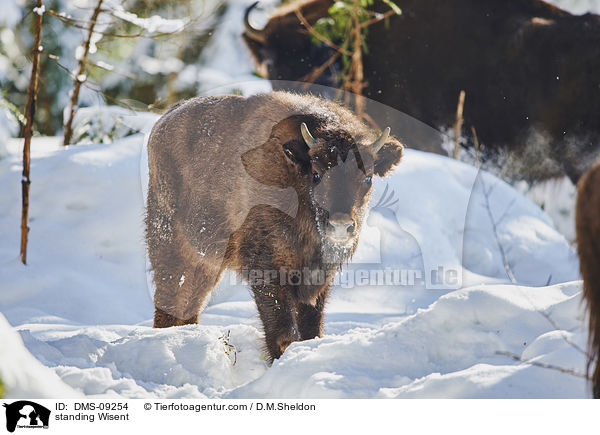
[312,172,321,183]
[364,175,372,184]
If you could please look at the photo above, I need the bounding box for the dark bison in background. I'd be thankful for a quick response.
[147,91,403,361]
[576,160,600,397]
[243,0,600,183]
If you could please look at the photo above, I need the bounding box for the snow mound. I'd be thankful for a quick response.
[230,282,586,399]
[0,313,79,398]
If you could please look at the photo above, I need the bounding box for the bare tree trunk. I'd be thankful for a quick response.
[62,0,103,146]
[20,0,44,265]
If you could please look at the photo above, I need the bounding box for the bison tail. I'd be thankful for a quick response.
[576,162,600,398]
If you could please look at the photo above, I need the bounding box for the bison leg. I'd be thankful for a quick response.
[252,284,300,362]
[154,307,197,327]
[153,259,223,328]
[297,292,328,340]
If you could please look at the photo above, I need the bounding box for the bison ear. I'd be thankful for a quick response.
[241,144,286,187]
[374,138,404,177]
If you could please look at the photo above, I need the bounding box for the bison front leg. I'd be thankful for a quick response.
[252,284,300,362]
[297,291,328,340]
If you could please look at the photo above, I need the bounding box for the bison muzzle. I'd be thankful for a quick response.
[146,91,403,361]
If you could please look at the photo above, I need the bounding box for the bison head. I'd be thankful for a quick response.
[243,1,337,88]
[281,117,403,258]
[241,107,403,262]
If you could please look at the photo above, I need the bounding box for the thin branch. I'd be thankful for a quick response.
[481,177,517,284]
[471,125,480,164]
[294,9,349,55]
[44,9,108,25]
[481,176,590,359]
[495,198,517,226]
[47,53,76,78]
[0,96,27,126]
[63,0,104,146]
[359,10,396,28]
[346,2,366,115]
[299,51,341,87]
[496,350,589,379]
[20,0,44,265]
[537,308,590,358]
[453,90,466,159]
[45,9,188,39]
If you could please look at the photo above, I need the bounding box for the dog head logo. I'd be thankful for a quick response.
[3,401,50,432]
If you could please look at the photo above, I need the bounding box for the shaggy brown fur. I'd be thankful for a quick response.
[576,160,600,397]
[146,91,403,361]
[243,0,600,183]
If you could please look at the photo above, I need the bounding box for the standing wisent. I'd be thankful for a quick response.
[576,160,600,397]
[146,91,403,361]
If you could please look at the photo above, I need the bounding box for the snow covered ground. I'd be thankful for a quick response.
[0,0,595,399]
[0,129,588,398]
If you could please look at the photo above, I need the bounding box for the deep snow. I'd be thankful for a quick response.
[0,129,588,398]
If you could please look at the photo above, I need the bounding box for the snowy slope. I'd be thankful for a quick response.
[0,128,587,398]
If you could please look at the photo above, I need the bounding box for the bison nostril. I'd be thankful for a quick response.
[327,215,356,239]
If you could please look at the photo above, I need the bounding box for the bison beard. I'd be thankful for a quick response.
[146,92,403,361]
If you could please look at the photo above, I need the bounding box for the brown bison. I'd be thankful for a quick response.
[243,0,600,183]
[146,91,403,361]
[576,159,600,397]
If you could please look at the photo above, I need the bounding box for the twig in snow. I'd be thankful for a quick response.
[480,176,588,358]
[480,177,517,283]
[496,350,589,379]
[494,198,517,226]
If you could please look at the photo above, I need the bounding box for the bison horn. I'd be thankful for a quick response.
[244,1,266,43]
[301,122,317,149]
[372,127,391,153]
